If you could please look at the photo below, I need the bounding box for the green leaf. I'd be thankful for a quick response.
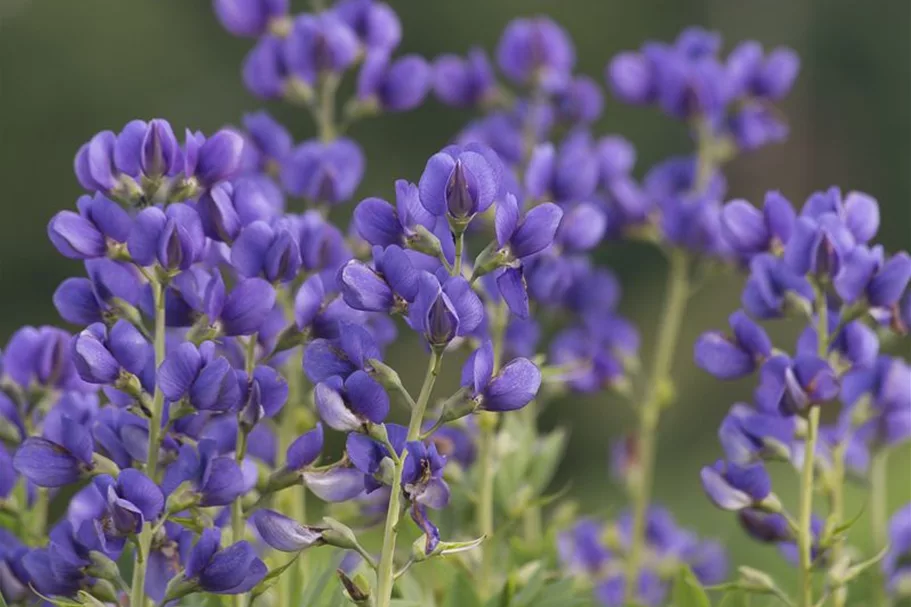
[443,571,482,607]
[526,428,568,495]
[672,566,711,607]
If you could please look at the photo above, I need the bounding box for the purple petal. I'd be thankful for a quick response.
[354,197,403,247]
[694,332,754,380]
[47,211,105,259]
[442,277,484,335]
[418,153,455,216]
[252,509,323,552]
[231,221,274,278]
[117,469,164,521]
[511,203,563,258]
[868,252,911,308]
[843,191,879,244]
[286,423,324,470]
[483,358,541,411]
[54,278,102,325]
[186,528,220,579]
[158,343,202,401]
[495,193,520,248]
[721,199,768,253]
[13,437,83,487]
[701,465,751,511]
[338,260,394,312]
[315,379,361,432]
[200,457,246,506]
[221,278,276,336]
[304,340,355,383]
[302,467,365,502]
[198,541,258,592]
[127,207,167,267]
[497,267,529,320]
[344,370,390,424]
[196,130,245,187]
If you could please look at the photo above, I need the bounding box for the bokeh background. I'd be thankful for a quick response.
[1,0,909,594]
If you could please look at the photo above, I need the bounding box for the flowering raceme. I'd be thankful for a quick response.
[0,4,905,607]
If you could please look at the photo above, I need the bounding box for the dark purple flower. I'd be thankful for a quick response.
[701,459,772,511]
[525,136,600,203]
[496,17,575,90]
[127,203,205,271]
[358,52,431,112]
[213,0,288,37]
[251,509,325,552]
[231,220,302,283]
[718,403,794,464]
[721,191,795,256]
[742,253,813,319]
[332,0,401,52]
[158,342,242,412]
[694,310,772,379]
[408,272,483,347]
[243,35,290,99]
[284,14,359,84]
[72,320,150,385]
[495,194,564,260]
[737,509,792,543]
[754,355,839,416]
[161,440,245,507]
[85,470,164,545]
[461,341,541,411]
[418,143,502,219]
[401,440,450,509]
[433,48,496,108]
[285,423,324,471]
[314,371,389,432]
[197,177,285,243]
[13,422,95,487]
[726,41,800,101]
[303,322,380,382]
[48,194,131,260]
[281,139,364,204]
[184,529,267,595]
[835,247,911,308]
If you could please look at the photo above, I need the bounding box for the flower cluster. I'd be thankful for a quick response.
[696,186,910,601]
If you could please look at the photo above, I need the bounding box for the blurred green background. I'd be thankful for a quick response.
[1,0,909,594]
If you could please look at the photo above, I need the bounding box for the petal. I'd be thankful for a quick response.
[158,343,202,402]
[199,541,258,592]
[285,423,324,470]
[302,468,365,502]
[379,245,419,302]
[54,278,103,326]
[510,203,563,258]
[353,197,403,247]
[304,339,355,383]
[344,370,390,424]
[13,437,83,487]
[346,432,385,475]
[251,509,323,552]
[338,323,380,368]
[338,260,394,312]
[497,268,529,320]
[495,193,520,248]
[127,207,167,267]
[114,120,148,176]
[416,477,451,509]
[418,152,455,216]
[108,319,151,376]
[294,275,326,329]
[200,457,246,506]
[868,252,911,308]
[843,191,879,243]
[231,221,274,278]
[694,332,754,380]
[315,380,361,432]
[729,310,771,359]
[186,528,221,579]
[221,278,276,336]
[783,217,820,276]
[483,358,541,411]
[721,199,768,253]
[700,464,751,511]
[834,246,878,304]
[196,130,245,186]
[47,211,106,259]
[72,330,120,384]
[252,366,288,417]
[191,358,241,412]
[442,277,484,335]
[117,469,164,521]
[459,150,499,213]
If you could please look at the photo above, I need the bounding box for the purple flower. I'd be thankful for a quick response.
[54,259,143,326]
[197,177,285,243]
[558,519,611,576]
[13,422,95,487]
[127,203,205,271]
[729,103,788,151]
[835,247,911,308]
[21,546,85,598]
[401,440,450,509]
[231,220,302,283]
[161,440,245,507]
[720,191,795,256]
[346,424,406,492]
[83,470,164,545]
[461,341,541,411]
[285,423,324,471]
[525,137,600,203]
[332,0,401,52]
[701,460,772,511]
[742,254,813,319]
[157,342,242,412]
[554,76,604,124]
[842,356,911,446]
[694,310,772,379]
[418,144,502,219]
[281,139,364,204]
[213,0,288,37]
[303,322,380,382]
[74,130,121,193]
[717,403,794,464]
[243,36,290,99]
[433,48,496,108]
[754,355,839,416]
[726,41,800,101]
[183,529,266,595]
[48,194,131,260]
[71,321,150,385]
[358,52,431,112]
[784,214,857,277]
[3,325,87,391]
[337,245,420,313]
[738,509,793,543]
[595,570,666,607]
[314,371,389,432]
[554,202,607,252]
[241,111,293,170]
[408,272,484,347]
[302,467,368,502]
[606,50,657,106]
[284,14,359,84]
[202,274,278,336]
[496,17,575,90]
[251,509,325,552]
[186,129,246,188]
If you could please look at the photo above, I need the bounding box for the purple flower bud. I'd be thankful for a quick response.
[409,273,483,346]
[332,0,401,52]
[185,529,267,595]
[213,0,288,37]
[496,17,575,90]
[251,509,325,552]
[281,139,365,204]
[694,310,772,379]
[742,254,813,319]
[402,441,450,509]
[127,203,205,270]
[433,48,496,108]
[243,35,290,99]
[729,104,788,151]
[284,14,359,83]
[418,144,502,218]
[738,509,792,543]
[701,459,772,511]
[357,52,431,112]
[140,119,179,177]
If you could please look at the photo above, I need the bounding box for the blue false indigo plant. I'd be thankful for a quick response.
[0,2,906,607]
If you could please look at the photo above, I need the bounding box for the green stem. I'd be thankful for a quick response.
[376,350,444,607]
[871,450,890,607]
[453,232,465,278]
[232,335,258,607]
[798,288,829,607]
[625,250,689,596]
[130,278,167,607]
[317,74,338,143]
[829,441,847,607]
[521,400,542,546]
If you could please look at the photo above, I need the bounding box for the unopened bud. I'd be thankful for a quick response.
[406,225,445,259]
[337,570,372,605]
[321,517,360,551]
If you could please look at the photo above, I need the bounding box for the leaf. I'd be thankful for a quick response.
[672,566,711,607]
[443,571,482,607]
[843,543,891,583]
[526,428,568,495]
[825,503,866,545]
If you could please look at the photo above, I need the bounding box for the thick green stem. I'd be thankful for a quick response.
[231,336,257,607]
[871,450,890,607]
[625,250,689,595]
[130,278,167,607]
[376,350,443,607]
